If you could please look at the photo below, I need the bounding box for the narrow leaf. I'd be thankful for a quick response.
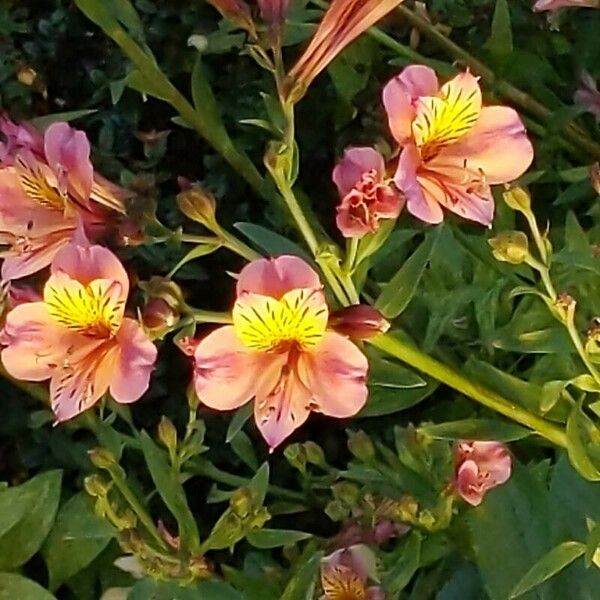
[419,419,531,442]
[247,528,312,549]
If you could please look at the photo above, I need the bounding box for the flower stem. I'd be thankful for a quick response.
[369,333,568,448]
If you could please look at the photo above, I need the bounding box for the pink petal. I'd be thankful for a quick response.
[455,460,484,506]
[51,238,129,300]
[254,370,312,450]
[236,255,321,299]
[394,145,444,224]
[434,106,534,184]
[193,325,285,410]
[298,331,368,418]
[332,147,385,197]
[110,318,157,403]
[383,65,439,143]
[44,122,93,203]
[1,302,74,381]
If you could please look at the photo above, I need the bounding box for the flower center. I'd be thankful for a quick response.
[321,565,367,600]
[16,155,68,211]
[44,273,124,338]
[233,288,328,352]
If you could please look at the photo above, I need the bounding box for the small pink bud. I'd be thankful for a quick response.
[257,0,289,25]
[206,0,256,38]
[330,305,390,340]
[454,441,512,506]
[142,298,179,330]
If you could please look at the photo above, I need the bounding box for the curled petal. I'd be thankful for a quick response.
[110,318,157,403]
[298,331,368,418]
[333,147,385,198]
[236,255,321,299]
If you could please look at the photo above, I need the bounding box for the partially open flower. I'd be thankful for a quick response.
[488,231,529,264]
[285,0,404,102]
[0,231,157,422]
[454,441,512,506]
[193,255,369,450]
[384,66,533,225]
[333,147,403,238]
[329,304,390,340]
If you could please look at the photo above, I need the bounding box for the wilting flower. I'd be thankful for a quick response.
[333,147,404,238]
[193,255,368,449]
[0,119,127,280]
[454,440,512,506]
[0,232,157,422]
[533,0,599,12]
[285,0,404,101]
[384,66,534,225]
[329,304,390,339]
[321,545,384,600]
[574,71,600,121]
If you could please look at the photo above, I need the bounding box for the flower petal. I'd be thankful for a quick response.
[332,147,385,198]
[193,325,283,410]
[394,145,444,224]
[298,331,368,418]
[236,255,321,299]
[110,318,157,403]
[434,106,534,184]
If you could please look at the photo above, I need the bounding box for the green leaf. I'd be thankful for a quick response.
[0,470,62,570]
[247,528,312,549]
[30,110,98,130]
[584,522,600,568]
[359,380,438,417]
[510,542,586,598]
[384,531,422,594]
[419,419,531,442]
[139,432,200,552]
[375,227,442,318]
[226,403,253,443]
[42,493,114,591]
[280,547,323,600]
[168,243,221,277]
[248,463,270,505]
[484,0,513,60]
[125,69,172,102]
[0,573,57,600]
[229,430,259,471]
[234,222,312,261]
[566,404,600,481]
[191,57,229,144]
[367,355,427,389]
[129,579,243,600]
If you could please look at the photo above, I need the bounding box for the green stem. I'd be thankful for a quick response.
[370,333,568,448]
[180,234,222,245]
[188,310,233,324]
[216,226,262,262]
[394,5,600,160]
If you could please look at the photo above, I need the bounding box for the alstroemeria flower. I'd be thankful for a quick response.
[0,233,157,422]
[454,440,512,506]
[285,0,404,101]
[333,147,404,238]
[193,255,368,449]
[320,545,384,600]
[533,0,598,11]
[383,66,534,225]
[0,119,128,279]
[575,71,600,121]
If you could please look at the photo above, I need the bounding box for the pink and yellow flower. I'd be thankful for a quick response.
[0,233,157,422]
[193,255,369,450]
[454,440,512,506]
[333,147,404,238]
[0,119,127,280]
[384,66,534,225]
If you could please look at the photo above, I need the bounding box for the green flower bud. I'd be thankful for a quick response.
[303,441,327,469]
[89,447,118,470]
[488,231,529,264]
[503,186,531,214]
[331,481,360,506]
[284,443,307,475]
[177,184,219,231]
[325,499,349,522]
[347,430,375,461]
[84,474,112,498]
[157,416,178,455]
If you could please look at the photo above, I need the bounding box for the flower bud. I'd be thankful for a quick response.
[552,291,576,322]
[303,441,327,469]
[503,186,531,214]
[347,430,375,461]
[325,499,349,522]
[230,487,255,518]
[115,218,145,247]
[284,443,307,474]
[585,320,600,361]
[84,474,112,498]
[89,447,118,470]
[157,416,178,455]
[205,0,256,38]
[591,163,600,196]
[257,0,289,26]
[142,298,179,331]
[488,231,529,264]
[329,304,390,339]
[177,184,219,231]
[332,481,360,505]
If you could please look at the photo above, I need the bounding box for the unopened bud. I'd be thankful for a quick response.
[157,416,178,454]
[116,218,145,247]
[142,298,179,330]
[329,305,390,340]
[177,184,219,231]
[303,441,327,469]
[230,487,255,517]
[552,292,576,322]
[205,0,256,38]
[84,474,111,498]
[586,320,600,360]
[591,163,600,196]
[488,231,529,264]
[139,277,185,310]
[503,186,531,214]
[257,0,289,26]
[284,443,307,475]
[332,481,360,506]
[347,430,375,461]
[325,500,349,522]
[89,447,117,470]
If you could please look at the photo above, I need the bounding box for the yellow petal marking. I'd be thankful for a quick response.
[321,565,366,600]
[44,273,124,338]
[412,73,481,159]
[16,156,67,211]
[233,288,328,351]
